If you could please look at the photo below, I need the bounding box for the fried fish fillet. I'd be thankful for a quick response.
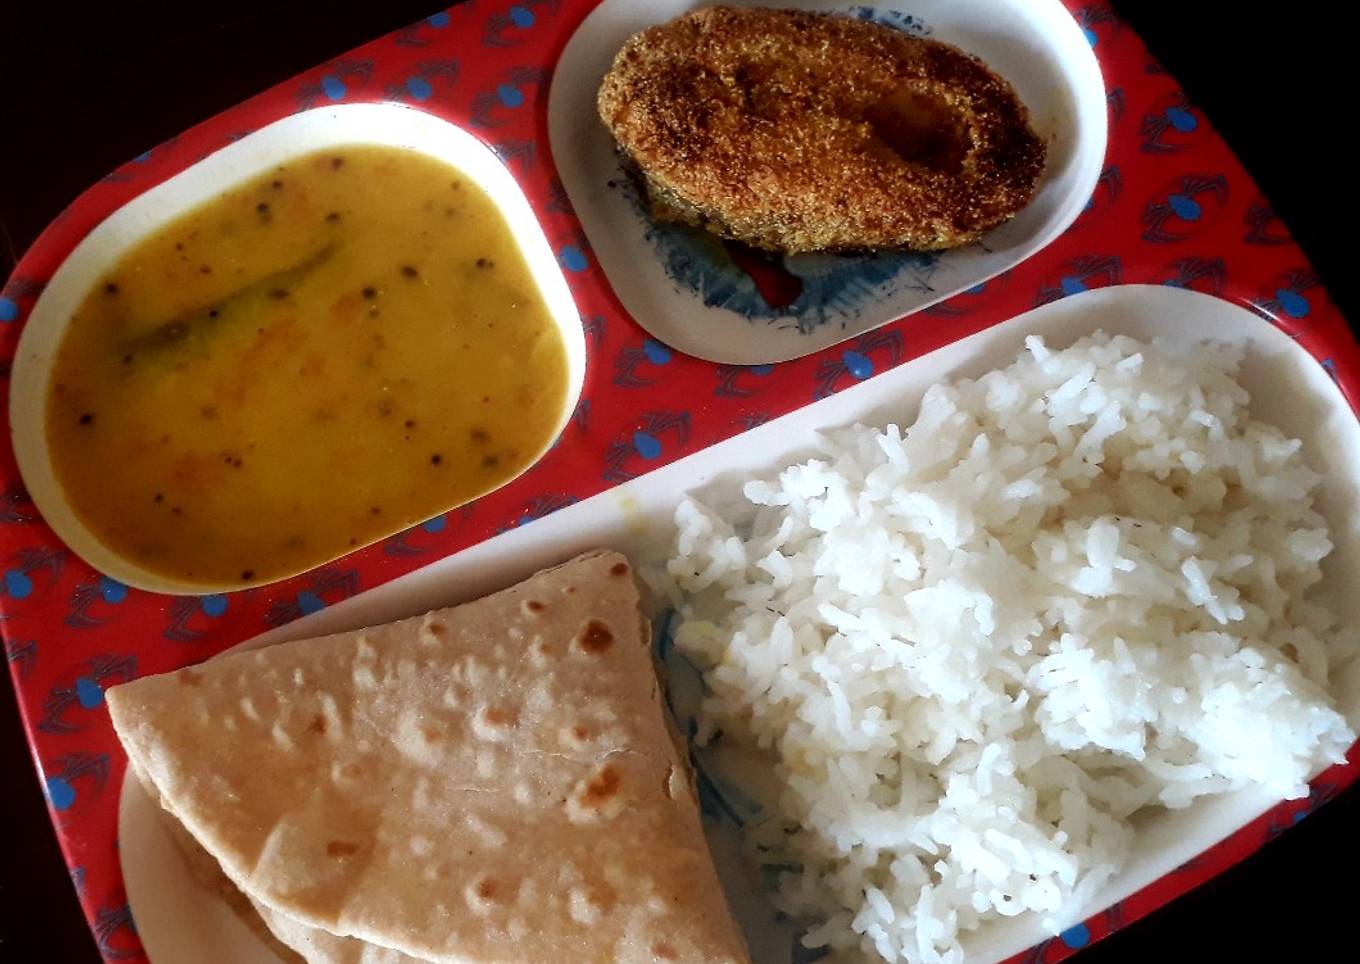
[597,6,1047,254]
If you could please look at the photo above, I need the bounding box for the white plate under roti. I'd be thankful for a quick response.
[121,285,1360,962]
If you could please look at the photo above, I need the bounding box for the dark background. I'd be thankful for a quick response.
[1,2,1355,961]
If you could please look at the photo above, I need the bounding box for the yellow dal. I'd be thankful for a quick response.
[46,146,569,586]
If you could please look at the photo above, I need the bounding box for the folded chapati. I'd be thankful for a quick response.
[107,550,749,964]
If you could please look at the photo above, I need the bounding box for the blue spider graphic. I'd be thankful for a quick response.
[0,275,44,323]
[297,59,374,109]
[1139,91,1198,153]
[714,363,774,398]
[1019,904,1125,963]
[384,511,464,558]
[1266,780,1340,841]
[1,547,64,604]
[0,483,37,524]
[581,314,606,345]
[1076,164,1121,225]
[383,59,459,103]
[469,67,549,129]
[163,594,230,643]
[571,398,592,432]
[39,653,137,734]
[44,751,109,812]
[1140,174,1228,243]
[1160,256,1226,296]
[129,138,174,165]
[1074,4,1120,47]
[734,412,772,431]
[493,139,536,175]
[5,638,36,678]
[1254,268,1320,324]
[813,330,903,399]
[603,412,692,482]
[494,494,579,535]
[265,568,360,627]
[923,277,1001,318]
[66,575,130,630]
[544,178,573,215]
[93,901,140,960]
[483,0,558,47]
[393,9,458,47]
[1035,255,1123,307]
[613,339,673,388]
[1244,195,1290,245]
[552,229,591,276]
[1106,86,1127,125]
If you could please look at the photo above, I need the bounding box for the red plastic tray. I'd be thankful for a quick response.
[2,2,1357,961]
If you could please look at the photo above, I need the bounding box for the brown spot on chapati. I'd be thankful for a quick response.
[340,763,362,780]
[524,599,545,614]
[575,619,614,654]
[475,878,499,900]
[179,669,203,687]
[653,943,678,961]
[583,765,621,804]
[482,706,517,727]
[569,881,617,922]
[420,724,443,742]
[573,725,590,741]
[326,840,360,857]
[566,763,627,824]
[308,714,327,735]
[426,621,446,636]
[610,561,629,576]
[565,586,577,594]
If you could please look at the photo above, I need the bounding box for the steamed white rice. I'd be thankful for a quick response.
[662,333,1356,963]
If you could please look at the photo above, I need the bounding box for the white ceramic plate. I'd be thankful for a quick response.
[548,0,1107,365]
[120,284,1360,962]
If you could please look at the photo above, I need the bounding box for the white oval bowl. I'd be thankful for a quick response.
[9,103,587,596]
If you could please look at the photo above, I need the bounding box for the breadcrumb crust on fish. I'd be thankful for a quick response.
[598,5,1048,254]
